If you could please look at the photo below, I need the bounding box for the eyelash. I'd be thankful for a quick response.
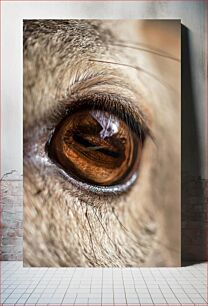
[46,92,150,141]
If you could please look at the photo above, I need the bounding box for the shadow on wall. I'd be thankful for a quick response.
[181,25,207,265]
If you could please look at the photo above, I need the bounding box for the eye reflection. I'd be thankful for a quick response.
[47,109,143,186]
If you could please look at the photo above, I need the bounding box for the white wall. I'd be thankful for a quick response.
[1,1,207,179]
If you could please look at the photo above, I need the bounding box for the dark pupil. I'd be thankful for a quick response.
[49,110,139,186]
[72,134,120,159]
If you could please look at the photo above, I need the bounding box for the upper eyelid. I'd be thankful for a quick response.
[48,90,152,140]
[45,74,153,138]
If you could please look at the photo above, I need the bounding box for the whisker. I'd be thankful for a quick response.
[85,207,99,264]
[93,208,120,254]
[118,38,170,51]
[109,42,180,62]
[117,39,180,60]
[89,59,177,93]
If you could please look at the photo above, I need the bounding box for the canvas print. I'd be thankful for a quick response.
[23,20,181,267]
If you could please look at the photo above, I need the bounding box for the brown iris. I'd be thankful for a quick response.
[48,110,143,186]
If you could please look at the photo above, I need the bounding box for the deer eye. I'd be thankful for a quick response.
[47,109,143,187]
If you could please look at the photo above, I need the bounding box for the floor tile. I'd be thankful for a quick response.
[0,261,207,306]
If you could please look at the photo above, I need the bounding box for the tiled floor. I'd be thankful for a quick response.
[0,261,207,305]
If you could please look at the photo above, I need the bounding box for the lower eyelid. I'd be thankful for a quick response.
[56,166,139,195]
